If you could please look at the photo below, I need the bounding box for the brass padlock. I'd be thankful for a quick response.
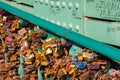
[46,48,52,55]
[26,49,32,54]
[77,55,83,61]
[53,50,59,58]
[35,52,41,60]
[18,28,27,36]
[42,42,50,50]
[69,67,76,74]
[57,68,64,79]
[41,61,48,66]
[79,71,90,80]
[62,68,67,75]
[10,55,17,62]
[41,54,48,61]
[63,48,68,55]
[35,60,40,68]
[11,19,20,29]
[45,68,53,77]
[22,75,30,80]
[25,61,33,65]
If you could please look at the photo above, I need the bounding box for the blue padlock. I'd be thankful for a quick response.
[74,59,86,69]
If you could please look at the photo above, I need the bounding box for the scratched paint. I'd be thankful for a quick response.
[96,0,120,19]
[107,23,120,32]
[85,0,120,21]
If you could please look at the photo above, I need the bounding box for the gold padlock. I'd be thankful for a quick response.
[53,51,59,58]
[53,47,60,58]
[82,52,88,58]
[57,69,64,79]
[46,48,52,55]
[35,52,41,60]
[45,68,52,77]
[25,61,32,65]
[10,55,17,62]
[63,48,68,55]
[77,55,83,61]
[62,68,67,75]
[35,60,41,68]
[0,29,4,34]
[30,45,34,49]
[26,49,32,54]
[42,42,50,50]
[69,67,76,74]
[11,19,20,29]
[73,70,78,78]
[23,35,28,40]
[41,61,48,66]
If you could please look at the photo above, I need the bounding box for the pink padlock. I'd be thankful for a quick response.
[6,37,12,42]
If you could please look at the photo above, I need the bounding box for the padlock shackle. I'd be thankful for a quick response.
[0,1,120,62]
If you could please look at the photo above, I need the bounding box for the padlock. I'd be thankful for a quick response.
[35,52,41,60]
[54,59,63,66]
[12,76,21,80]
[69,67,76,74]
[77,55,83,61]
[0,54,4,59]
[27,53,35,60]
[22,75,30,80]
[41,54,48,61]
[63,48,68,55]
[18,28,27,36]
[0,48,4,54]
[87,50,94,62]
[78,68,88,74]
[42,42,50,50]
[6,37,12,42]
[46,48,52,55]
[30,77,36,80]
[26,49,32,54]
[30,72,37,79]
[0,28,4,34]
[48,56,54,65]
[87,64,100,70]
[26,65,34,69]
[62,68,67,75]
[53,49,60,58]
[45,68,53,77]
[25,61,33,65]
[66,62,72,71]
[79,71,90,80]
[0,59,5,63]
[8,70,14,77]
[72,70,79,78]
[25,68,36,74]
[41,61,48,66]
[74,59,86,70]
[82,51,88,59]
[57,68,64,79]
[92,60,107,65]
[10,55,17,62]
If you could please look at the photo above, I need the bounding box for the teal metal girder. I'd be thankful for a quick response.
[0,1,120,62]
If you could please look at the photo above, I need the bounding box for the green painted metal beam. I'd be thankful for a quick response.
[0,1,120,62]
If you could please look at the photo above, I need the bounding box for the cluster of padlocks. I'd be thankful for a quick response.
[0,9,120,80]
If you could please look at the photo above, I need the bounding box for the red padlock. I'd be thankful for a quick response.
[66,62,72,71]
